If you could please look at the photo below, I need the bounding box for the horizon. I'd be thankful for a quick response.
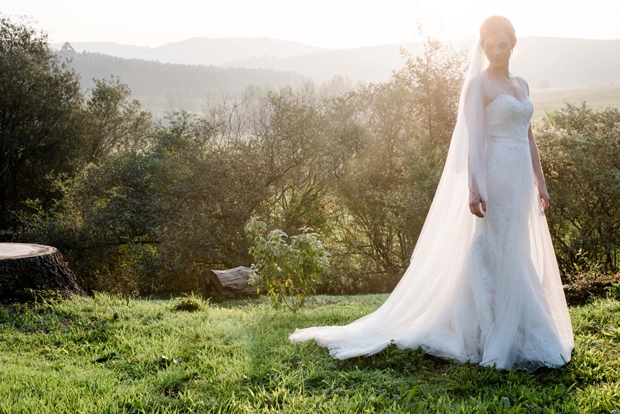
[51,34,620,52]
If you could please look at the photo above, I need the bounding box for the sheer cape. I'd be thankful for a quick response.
[289,41,574,370]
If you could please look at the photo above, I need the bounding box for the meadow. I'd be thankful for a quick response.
[530,84,620,120]
[1,293,620,413]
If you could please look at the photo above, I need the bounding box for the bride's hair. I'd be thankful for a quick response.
[479,16,516,49]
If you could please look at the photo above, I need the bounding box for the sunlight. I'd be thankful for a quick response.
[4,0,619,48]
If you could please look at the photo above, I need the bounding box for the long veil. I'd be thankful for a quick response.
[289,40,573,364]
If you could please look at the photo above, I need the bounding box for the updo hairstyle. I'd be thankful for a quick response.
[479,16,517,49]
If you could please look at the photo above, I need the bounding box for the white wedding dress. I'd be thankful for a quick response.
[289,71,574,371]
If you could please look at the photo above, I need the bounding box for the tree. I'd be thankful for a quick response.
[328,37,467,293]
[242,83,362,236]
[535,103,620,275]
[83,76,151,163]
[17,112,269,294]
[0,15,83,231]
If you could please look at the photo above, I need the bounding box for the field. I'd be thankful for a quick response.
[1,293,620,413]
[530,84,620,120]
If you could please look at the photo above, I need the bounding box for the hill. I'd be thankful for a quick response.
[50,41,150,59]
[229,37,620,87]
[55,37,620,118]
[226,41,426,83]
[510,37,620,88]
[530,83,620,120]
[52,37,327,66]
[57,49,303,116]
[55,37,620,88]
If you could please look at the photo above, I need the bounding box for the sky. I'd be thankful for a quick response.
[3,0,620,49]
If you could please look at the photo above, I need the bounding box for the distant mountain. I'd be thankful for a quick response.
[226,42,428,83]
[227,37,620,88]
[54,36,620,119]
[58,50,302,95]
[54,37,620,88]
[52,37,327,66]
[50,41,150,59]
[509,37,620,88]
[57,50,303,117]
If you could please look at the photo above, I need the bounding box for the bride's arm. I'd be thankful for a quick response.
[523,80,550,211]
[528,126,550,210]
[464,77,488,218]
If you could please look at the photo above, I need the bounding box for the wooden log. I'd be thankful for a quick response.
[198,266,258,301]
[0,243,87,300]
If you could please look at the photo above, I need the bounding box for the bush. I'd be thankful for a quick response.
[0,15,83,231]
[16,112,266,295]
[536,103,620,276]
[245,218,330,312]
[173,294,206,312]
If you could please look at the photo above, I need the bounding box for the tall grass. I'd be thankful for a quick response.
[0,293,619,413]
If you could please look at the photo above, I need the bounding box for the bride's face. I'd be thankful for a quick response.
[482,32,513,69]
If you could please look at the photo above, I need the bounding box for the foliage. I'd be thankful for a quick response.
[56,48,304,116]
[16,111,267,294]
[83,76,152,163]
[535,103,620,276]
[0,15,154,242]
[0,293,619,412]
[326,37,467,293]
[606,281,620,302]
[245,218,330,312]
[173,294,206,312]
[0,15,84,230]
[4,17,620,296]
[246,82,363,237]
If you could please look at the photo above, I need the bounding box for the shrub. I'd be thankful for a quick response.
[536,104,620,276]
[245,218,330,312]
[173,294,205,312]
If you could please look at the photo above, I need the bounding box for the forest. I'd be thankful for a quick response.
[1,14,619,298]
[56,44,305,116]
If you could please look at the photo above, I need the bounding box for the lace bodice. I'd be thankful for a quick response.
[485,94,534,144]
[485,93,534,145]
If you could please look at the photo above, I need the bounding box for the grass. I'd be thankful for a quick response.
[1,293,620,413]
[530,84,620,120]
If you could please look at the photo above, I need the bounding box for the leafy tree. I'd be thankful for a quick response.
[328,38,466,293]
[0,15,83,230]
[57,49,304,116]
[535,103,620,275]
[83,76,151,163]
[254,84,335,234]
[17,112,268,294]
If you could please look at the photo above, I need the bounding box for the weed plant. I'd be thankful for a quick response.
[0,293,619,412]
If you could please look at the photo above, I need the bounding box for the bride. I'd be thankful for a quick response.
[289,16,574,371]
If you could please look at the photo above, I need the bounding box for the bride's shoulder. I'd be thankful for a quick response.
[464,75,488,92]
[512,75,530,93]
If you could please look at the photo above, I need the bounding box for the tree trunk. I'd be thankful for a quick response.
[0,243,87,301]
[198,266,258,301]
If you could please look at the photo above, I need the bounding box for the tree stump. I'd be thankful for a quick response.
[0,243,87,301]
[198,266,258,301]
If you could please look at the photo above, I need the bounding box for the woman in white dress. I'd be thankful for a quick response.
[289,16,574,371]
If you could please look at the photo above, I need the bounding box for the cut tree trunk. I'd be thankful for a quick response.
[199,266,258,301]
[0,243,87,300]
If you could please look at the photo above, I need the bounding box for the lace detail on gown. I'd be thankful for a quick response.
[289,76,574,371]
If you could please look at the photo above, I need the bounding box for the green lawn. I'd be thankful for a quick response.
[1,293,619,413]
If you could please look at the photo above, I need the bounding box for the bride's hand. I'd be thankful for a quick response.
[539,188,550,211]
[469,191,486,218]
